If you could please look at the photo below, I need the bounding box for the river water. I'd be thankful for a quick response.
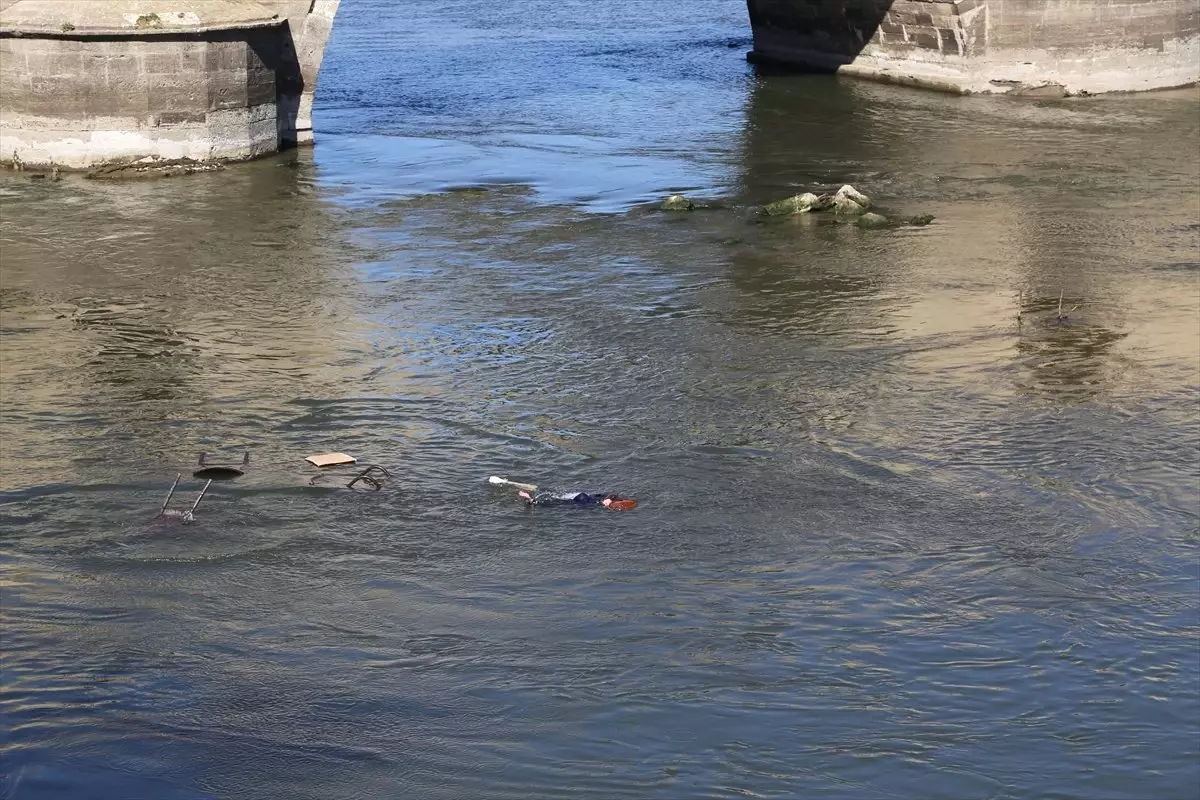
[2,1,1198,798]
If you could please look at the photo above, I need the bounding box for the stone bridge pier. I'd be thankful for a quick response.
[746,0,1199,95]
[0,0,340,169]
[256,0,337,146]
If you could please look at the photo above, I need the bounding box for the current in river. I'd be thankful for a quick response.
[1,1,1198,798]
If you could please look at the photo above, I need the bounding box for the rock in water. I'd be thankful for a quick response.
[907,214,935,226]
[661,194,695,211]
[762,192,830,216]
[762,196,796,216]
[833,184,871,215]
[857,212,890,228]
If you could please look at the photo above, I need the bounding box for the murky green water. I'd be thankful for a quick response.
[2,2,1198,798]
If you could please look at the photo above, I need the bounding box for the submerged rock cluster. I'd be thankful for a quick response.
[659,185,934,229]
[766,184,885,227]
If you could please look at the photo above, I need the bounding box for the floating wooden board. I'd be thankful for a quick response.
[305,452,357,468]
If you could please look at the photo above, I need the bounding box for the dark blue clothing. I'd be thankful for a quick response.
[527,490,603,506]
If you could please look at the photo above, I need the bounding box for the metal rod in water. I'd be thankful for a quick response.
[188,479,213,515]
[159,473,182,516]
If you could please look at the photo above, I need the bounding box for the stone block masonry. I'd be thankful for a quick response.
[2,31,281,168]
[0,0,341,169]
[256,0,339,145]
[746,0,1200,94]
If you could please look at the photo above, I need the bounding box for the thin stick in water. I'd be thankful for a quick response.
[159,473,182,516]
[188,480,212,516]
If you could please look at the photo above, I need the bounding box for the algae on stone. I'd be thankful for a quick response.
[857,212,890,228]
[762,192,830,216]
[445,185,493,196]
[85,156,225,179]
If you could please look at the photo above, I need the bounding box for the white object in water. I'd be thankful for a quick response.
[488,475,539,492]
[305,452,357,467]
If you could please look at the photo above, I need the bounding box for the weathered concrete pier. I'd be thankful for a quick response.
[0,0,338,169]
[746,0,1199,95]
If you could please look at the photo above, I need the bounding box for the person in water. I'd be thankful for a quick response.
[489,476,638,510]
[516,488,637,510]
